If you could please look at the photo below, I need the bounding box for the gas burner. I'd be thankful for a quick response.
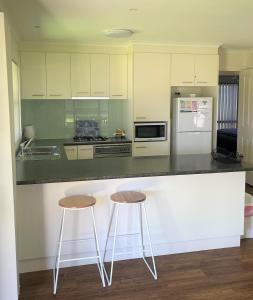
[73,136,107,143]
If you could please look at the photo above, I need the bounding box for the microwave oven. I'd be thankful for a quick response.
[134,122,167,142]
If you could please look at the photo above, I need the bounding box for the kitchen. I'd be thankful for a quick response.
[2,1,253,300]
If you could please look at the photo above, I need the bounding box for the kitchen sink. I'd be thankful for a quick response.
[17,145,61,160]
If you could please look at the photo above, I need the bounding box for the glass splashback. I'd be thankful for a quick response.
[21,99,128,139]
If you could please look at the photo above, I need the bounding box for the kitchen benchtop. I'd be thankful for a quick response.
[16,139,253,185]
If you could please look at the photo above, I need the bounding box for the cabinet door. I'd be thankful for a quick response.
[134,53,171,121]
[133,141,169,157]
[171,54,195,86]
[91,54,109,97]
[109,55,128,99]
[46,53,71,99]
[78,145,94,159]
[71,54,91,97]
[64,146,77,160]
[194,55,219,86]
[21,52,46,99]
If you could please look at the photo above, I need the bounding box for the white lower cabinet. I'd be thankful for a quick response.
[64,145,94,160]
[133,141,169,157]
[64,146,78,160]
[77,145,94,159]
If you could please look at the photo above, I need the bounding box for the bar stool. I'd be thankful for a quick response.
[103,191,157,286]
[53,195,105,295]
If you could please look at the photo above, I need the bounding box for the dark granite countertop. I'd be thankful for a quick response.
[16,139,253,185]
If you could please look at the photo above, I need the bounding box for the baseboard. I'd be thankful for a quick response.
[18,235,240,273]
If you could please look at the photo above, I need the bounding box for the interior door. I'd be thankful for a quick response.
[237,69,253,185]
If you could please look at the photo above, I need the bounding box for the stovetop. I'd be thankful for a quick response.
[70,135,132,145]
[73,135,107,142]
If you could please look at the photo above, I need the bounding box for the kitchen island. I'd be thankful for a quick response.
[16,140,253,273]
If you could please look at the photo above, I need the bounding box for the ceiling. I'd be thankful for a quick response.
[4,0,253,48]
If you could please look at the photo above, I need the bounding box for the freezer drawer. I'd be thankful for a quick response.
[174,132,212,155]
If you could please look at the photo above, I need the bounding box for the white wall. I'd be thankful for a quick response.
[219,48,248,72]
[0,10,19,300]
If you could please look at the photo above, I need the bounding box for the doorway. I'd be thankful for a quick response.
[216,73,239,155]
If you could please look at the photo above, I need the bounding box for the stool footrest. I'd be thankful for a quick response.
[59,255,100,263]
[106,249,151,257]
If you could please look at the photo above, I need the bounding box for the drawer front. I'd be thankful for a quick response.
[133,142,169,157]
[64,146,78,160]
[78,145,94,159]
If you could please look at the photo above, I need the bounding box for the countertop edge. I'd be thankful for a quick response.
[16,168,249,186]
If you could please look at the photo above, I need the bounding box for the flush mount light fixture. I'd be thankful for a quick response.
[104,29,134,38]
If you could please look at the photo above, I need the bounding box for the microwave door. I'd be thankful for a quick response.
[135,123,166,141]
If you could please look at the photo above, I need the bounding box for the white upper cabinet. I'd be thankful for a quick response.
[21,52,46,99]
[71,54,91,97]
[133,53,171,121]
[194,55,219,86]
[46,53,71,99]
[171,54,195,86]
[171,54,218,86]
[91,54,109,97]
[109,55,128,99]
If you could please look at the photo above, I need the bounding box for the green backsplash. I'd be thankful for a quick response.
[21,99,129,139]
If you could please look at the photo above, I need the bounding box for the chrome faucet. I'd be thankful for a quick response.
[20,138,33,156]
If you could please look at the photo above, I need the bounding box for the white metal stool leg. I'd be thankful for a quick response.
[139,202,145,256]
[53,208,66,295]
[142,202,158,280]
[102,203,116,284]
[90,206,105,287]
[103,203,120,286]
[109,203,120,286]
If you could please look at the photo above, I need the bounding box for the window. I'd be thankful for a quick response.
[218,75,239,130]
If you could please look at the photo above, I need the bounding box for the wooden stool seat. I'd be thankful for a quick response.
[111,191,146,204]
[59,195,96,209]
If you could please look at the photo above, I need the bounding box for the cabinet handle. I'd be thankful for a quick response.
[50,94,62,97]
[93,92,104,94]
[136,117,147,120]
[135,146,147,149]
[111,94,123,97]
[32,94,44,97]
[79,149,92,151]
[182,81,193,84]
[76,91,89,94]
[197,81,208,84]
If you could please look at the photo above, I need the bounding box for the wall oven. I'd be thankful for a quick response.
[134,122,167,142]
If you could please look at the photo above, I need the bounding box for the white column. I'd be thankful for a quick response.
[0,12,19,300]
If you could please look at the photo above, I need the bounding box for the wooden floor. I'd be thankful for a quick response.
[246,184,253,196]
[19,239,253,300]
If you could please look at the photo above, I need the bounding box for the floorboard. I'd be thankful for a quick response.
[19,239,253,300]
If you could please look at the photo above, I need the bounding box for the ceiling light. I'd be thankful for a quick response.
[128,8,138,12]
[104,29,134,38]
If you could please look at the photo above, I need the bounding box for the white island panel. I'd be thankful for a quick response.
[16,172,245,273]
